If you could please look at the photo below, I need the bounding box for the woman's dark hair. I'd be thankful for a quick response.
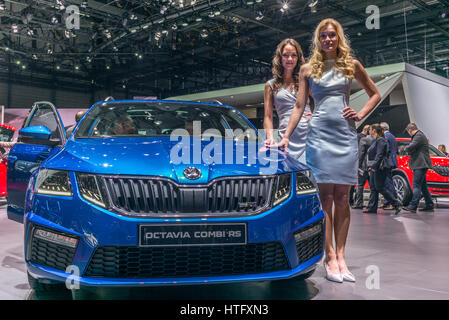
[271,38,305,93]
[371,123,384,138]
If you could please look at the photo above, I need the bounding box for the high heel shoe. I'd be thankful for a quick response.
[324,262,343,283]
[341,271,356,282]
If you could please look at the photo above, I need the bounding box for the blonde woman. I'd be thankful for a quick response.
[278,18,381,283]
[264,38,312,162]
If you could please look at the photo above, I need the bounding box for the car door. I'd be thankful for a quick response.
[7,102,66,223]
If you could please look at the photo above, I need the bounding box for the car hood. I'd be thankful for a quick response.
[45,137,308,183]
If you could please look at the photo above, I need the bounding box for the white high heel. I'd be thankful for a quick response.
[342,272,356,282]
[324,262,343,283]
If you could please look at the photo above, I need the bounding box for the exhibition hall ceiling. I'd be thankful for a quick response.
[0,0,448,98]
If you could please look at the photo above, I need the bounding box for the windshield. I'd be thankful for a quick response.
[397,140,446,157]
[74,101,257,140]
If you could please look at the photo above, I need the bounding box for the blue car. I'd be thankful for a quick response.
[7,100,325,293]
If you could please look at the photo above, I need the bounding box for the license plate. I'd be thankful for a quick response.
[139,223,247,247]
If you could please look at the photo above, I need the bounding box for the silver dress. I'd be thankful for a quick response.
[268,79,312,162]
[306,60,358,185]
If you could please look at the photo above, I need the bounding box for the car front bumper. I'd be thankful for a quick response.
[25,191,324,287]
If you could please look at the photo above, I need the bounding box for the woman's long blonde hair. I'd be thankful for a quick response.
[271,38,305,93]
[309,18,355,79]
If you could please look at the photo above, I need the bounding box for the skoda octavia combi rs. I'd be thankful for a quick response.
[7,100,325,293]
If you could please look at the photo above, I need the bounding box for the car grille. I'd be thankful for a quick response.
[433,166,449,177]
[294,220,324,264]
[98,175,275,217]
[28,227,77,271]
[428,182,449,191]
[84,242,290,278]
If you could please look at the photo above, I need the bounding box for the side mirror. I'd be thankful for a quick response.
[19,125,52,141]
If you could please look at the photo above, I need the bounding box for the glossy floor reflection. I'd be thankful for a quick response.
[2,200,449,300]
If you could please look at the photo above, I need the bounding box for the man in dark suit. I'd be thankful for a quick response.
[402,123,434,213]
[380,122,399,209]
[352,125,374,209]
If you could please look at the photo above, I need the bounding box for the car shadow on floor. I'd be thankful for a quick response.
[30,279,320,300]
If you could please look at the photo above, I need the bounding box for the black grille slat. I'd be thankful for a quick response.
[84,242,289,278]
[294,220,324,264]
[100,175,274,217]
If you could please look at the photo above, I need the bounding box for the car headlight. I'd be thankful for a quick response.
[273,173,292,206]
[36,169,72,197]
[296,170,318,195]
[76,173,106,207]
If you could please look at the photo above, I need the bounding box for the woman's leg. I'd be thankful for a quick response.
[333,184,352,274]
[318,183,339,274]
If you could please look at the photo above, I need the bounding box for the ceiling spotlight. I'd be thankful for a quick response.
[208,11,215,18]
[64,30,71,38]
[122,84,126,89]
[0,2,5,11]
[442,12,447,18]
[56,65,61,70]
[86,56,92,63]
[27,29,34,36]
[308,0,318,13]
[195,16,202,22]
[162,30,169,36]
[56,0,65,10]
[32,54,38,60]
[160,5,168,14]
[181,21,189,27]
[75,65,80,70]
[106,65,110,70]
[104,29,112,38]
[171,23,178,30]
[80,1,88,8]
[200,29,208,39]
[247,1,254,4]
[112,46,118,52]
[47,48,53,54]
[16,60,21,65]
[214,9,221,16]
[255,11,264,21]
[191,0,197,5]
[22,64,26,69]
[280,2,289,13]
[155,31,161,41]
[255,0,262,2]
[51,16,58,24]
[11,24,18,33]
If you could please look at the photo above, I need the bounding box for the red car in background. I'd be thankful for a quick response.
[392,138,449,204]
[0,124,17,199]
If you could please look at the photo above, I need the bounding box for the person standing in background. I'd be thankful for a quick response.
[402,123,435,213]
[352,124,374,209]
[263,38,313,163]
[380,122,399,210]
[438,144,448,156]
[363,124,401,214]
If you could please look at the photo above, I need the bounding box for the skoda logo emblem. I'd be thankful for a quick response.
[183,167,202,180]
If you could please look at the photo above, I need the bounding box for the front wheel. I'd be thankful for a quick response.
[393,174,412,206]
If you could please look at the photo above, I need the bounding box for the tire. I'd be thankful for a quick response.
[27,272,66,294]
[392,174,412,206]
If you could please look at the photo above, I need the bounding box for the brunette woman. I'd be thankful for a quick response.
[264,38,312,162]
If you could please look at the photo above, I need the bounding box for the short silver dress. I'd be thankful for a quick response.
[306,60,358,185]
[268,79,312,162]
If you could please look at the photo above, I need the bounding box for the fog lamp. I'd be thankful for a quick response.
[34,229,78,248]
[294,224,322,242]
